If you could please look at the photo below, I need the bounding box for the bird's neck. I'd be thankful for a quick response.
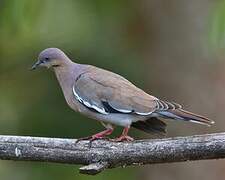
[54,62,75,89]
[53,62,85,109]
[53,62,83,85]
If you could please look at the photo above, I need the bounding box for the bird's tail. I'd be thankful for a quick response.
[158,109,214,126]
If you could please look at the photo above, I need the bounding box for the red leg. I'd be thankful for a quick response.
[76,128,113,143]
[113,127,134,142]
[90,128,113,139]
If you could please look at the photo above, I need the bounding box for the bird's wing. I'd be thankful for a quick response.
[73,66,181,115]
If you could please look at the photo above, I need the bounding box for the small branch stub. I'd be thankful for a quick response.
[79,162,109,175]
[0,133,224,175]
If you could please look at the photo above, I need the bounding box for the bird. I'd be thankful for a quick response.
[31,48,214,142]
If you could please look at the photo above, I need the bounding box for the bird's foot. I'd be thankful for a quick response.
[76,135,109,142]
[112,135,134,142]
[111,127,133,142]
[75,135,110,148]
[75,128,113,147]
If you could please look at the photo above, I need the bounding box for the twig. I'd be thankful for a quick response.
[0,133,224,175]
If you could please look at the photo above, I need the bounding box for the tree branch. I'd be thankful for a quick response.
[0,133,224,175]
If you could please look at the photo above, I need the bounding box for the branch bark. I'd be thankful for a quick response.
[0,133,224,175]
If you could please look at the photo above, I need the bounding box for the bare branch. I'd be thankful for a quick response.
[0,133,224,175]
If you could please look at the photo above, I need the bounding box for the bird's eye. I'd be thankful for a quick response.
[45,57,49,61]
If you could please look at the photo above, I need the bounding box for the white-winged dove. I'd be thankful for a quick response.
[32,48,214,141]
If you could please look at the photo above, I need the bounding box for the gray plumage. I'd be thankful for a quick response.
[32,48,214,140]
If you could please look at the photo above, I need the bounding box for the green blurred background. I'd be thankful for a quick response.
[1,0,225,179]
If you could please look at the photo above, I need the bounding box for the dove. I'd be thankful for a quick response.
[31,48,214,141]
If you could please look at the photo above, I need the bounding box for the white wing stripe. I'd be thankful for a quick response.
[73,86,83,103]
[135,111,152,115]
[113,108,132,113]
[72,86,108,115]
[73,86,153,116]
[92,106,108,115]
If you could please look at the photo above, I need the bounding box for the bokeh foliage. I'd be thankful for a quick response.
[0,0,224,180]
[209,0,225,50]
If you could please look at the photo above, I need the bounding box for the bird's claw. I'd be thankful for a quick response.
[75,136,110,148]
[75,136,92,144]
[111,135,134,142]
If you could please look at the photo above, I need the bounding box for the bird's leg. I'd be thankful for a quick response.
[90,128,114,140]
[75,128,114,143]
[113,127,134,142]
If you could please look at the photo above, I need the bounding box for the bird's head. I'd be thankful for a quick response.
[31,48,69,70]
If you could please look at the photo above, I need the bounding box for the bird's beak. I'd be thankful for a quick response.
[31,60,42,70]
